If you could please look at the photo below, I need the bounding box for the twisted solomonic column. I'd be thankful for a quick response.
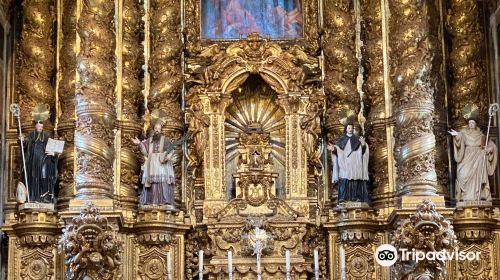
[447,0,488,127]
[117,0,144,208]
[16,0,55,130]
[74,0,116,199]
[57,0,77,208]
[389,0,440,197]
[148,0,183,202]
[323,0,359,201]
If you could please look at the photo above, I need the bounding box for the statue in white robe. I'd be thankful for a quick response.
[327,123,370,203]
[449,119,497,201]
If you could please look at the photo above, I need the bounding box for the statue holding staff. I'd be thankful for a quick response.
[327,109,370,204]
[13,104,59,203]
[448,103,498,201]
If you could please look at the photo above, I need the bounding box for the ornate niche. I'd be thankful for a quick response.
[185,33,323,219]
[225,76,285,201]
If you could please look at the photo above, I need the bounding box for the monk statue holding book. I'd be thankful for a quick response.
[17,104,60,203]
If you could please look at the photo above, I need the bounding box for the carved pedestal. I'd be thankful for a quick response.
[325,202,381,280]
[3,206,58,280]
[451,203,496,279]
[135,207,189,280]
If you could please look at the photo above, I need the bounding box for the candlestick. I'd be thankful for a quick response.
[228,250,233,280]
[199,250,204,280]
[167,251,172,280]
[314,248,319,280]
[285,250,291,280]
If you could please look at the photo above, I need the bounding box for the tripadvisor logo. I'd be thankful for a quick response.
[374,244,481,267]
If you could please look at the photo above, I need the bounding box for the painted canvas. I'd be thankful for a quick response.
[201,0,303,39]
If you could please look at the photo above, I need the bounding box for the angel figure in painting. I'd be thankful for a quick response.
[327,110,369,204]
[132,109,177,206]
[448,103,498,201]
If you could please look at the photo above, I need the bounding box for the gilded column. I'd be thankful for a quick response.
[361,0,390,201]
[74,0,116,199]
[57,0,77,209]
[432,1,450,197]
[117,0,144,208]
[323,0,359,138]
[15,0,55,130]
[389,0,439,197]
[447,0,487,126]
[323,0,359,201]
[148,0,183,201]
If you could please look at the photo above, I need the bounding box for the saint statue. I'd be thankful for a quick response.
[448,104,498,201]
[18,105,58,203]
[133,118,176,206]
[327,121,369,204]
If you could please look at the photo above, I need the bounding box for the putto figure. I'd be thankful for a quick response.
[327,110,369,204]
[448,103,498,201]
[132,110,176,206]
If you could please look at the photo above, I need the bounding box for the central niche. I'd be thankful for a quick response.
[225,75,286,199]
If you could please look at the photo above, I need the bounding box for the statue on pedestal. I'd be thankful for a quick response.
[448,103,498,201]
[133,113,176,206]
[12,104,59,203]
[327,110,369,204]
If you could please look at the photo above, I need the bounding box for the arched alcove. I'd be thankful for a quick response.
[224,75,286,199]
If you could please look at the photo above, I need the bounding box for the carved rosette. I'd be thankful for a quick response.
[136,232,175,280]
[57,0,77,208]
[15,0,55,130]
[389,0,438,195]
[58,202,123,279]
[148,0,183,203]
[323,0,359,140]
[361,0,389,198]
[74,0,116,199]
[446,0,487,126]
[119,0,144,208]
[392,200,457,279]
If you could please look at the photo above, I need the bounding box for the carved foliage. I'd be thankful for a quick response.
[446,0,487,126]
[392,200,457,279]
[19,247,54,280]
[389,0,438,192]
[75,0,116,197]
[185,226,213,280]
[58,203,123,280]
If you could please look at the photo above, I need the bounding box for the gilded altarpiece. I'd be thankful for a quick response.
[3,0,500,279]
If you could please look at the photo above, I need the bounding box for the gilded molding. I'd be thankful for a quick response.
[74,0,116,199]
[389,0,438,195]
